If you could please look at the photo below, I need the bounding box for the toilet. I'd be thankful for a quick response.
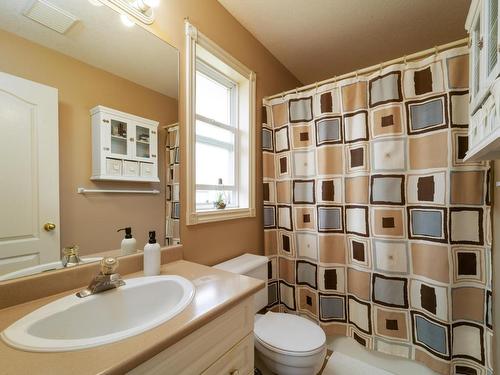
[214,253,326,375]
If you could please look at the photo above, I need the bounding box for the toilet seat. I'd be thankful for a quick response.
[254,333,325,357]
[254,312,326,356]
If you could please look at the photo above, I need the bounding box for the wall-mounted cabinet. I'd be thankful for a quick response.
[465,0,500,161]
[90,106,159,182]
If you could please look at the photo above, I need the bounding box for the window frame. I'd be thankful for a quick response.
[185,21,256,225]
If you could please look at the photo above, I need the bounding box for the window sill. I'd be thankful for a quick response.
[187,207,255,225]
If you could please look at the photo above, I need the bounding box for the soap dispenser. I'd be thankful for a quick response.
[117,227,137,256]
[144,231,161,276]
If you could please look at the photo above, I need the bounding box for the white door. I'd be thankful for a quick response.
[0,72,60,275]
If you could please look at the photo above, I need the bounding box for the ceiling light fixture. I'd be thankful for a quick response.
[142,0,160,8]
[120,13,135,27]
[107,0,159,25]
[88,0,103,6]
[135,0,160,10]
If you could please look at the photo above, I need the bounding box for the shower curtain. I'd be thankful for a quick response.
[165,124,180,246]
[262,46,492,375]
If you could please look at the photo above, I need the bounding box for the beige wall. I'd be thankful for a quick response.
[0,0,300,263]
[0,29,178,255]
[146,0,301,265]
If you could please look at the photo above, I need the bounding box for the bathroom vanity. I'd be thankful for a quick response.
[0,260,264,375]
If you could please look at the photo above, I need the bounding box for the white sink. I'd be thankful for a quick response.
[0,257,103,281]
[1,275,195,352]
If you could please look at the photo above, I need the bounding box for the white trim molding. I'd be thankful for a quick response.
[185,20,256,225]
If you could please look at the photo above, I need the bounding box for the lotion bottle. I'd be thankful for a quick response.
[117,227,137,256]
[144,231,161,276]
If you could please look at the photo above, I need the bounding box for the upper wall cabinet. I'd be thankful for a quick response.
[90,106,159,182]
[465,0,500,160]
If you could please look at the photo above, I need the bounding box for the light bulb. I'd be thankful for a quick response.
[88,0,103,6]
[120,14,135,27]
[143,0,160,8]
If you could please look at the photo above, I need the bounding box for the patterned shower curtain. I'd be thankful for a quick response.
[262,46,492,375]
[165,124,180,246]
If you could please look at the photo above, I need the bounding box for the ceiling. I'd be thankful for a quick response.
[0,0,178,98]
[218,0,471,85]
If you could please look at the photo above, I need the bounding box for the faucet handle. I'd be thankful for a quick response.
[62,245,81,267]
[100,257,119,275]
[63,245,79,256]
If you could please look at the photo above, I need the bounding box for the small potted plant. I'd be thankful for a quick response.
[214,178,227,209]
[214,192,226,209]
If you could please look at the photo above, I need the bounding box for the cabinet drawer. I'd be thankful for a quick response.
[140,162,154,178]
[123,161,139,177]
[106,158,122,176]
[202,333,254,375]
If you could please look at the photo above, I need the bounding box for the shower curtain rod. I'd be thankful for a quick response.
[265,37,469,101]
[161,122,179,130]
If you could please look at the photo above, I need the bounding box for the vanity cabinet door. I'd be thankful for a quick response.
[201,333,254,375]
[127,297,254,375]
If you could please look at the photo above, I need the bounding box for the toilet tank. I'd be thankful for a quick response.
[213,253,268,313]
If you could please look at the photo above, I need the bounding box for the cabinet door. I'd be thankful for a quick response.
[471,8,483,107]
[485,0,499,86]
[109,116,131,158]
[135,124,151,160]
[134,123,157,162]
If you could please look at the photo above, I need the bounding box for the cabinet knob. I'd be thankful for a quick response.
[479,37,484,50]
[130,138,135,142]
[229,370,239,375]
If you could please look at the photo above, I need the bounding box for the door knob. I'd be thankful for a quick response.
[44,222,56,231]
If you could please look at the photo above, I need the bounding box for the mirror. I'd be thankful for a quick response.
[0,0,179,281]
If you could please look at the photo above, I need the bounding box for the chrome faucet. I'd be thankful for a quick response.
[76,257,126,298]
[62,245,82,267]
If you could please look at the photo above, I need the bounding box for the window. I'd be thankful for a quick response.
[185,21,256,224]
[195,62,238,210]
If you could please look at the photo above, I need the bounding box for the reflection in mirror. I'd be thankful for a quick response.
[0,0,179,281]
[165,124,181,246]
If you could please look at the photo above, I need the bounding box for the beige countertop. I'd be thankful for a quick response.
[0,260,265,375]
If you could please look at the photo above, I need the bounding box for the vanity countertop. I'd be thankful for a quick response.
[0,260,265,375]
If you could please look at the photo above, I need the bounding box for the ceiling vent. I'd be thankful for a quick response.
[23,0,78,34]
